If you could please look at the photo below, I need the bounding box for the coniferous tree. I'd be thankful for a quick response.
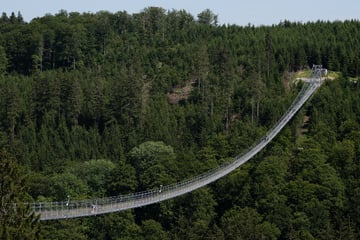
[0,46,7,75]
[0,149,41,239]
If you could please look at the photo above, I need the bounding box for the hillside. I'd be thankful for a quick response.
[0,8,360,239]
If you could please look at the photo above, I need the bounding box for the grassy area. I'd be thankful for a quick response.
[294,69,340,79]
[294,70,312,78]
[292,69,341,82]
[326,71,341,79]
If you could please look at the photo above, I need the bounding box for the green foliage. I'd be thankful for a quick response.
[49,172,89,201]
[68,159,116,196]
[42,219,87,240]
[0,46,7,75]
[172,187,218,239]
[128,141,178,190]
[141,219,169,240]
[0,149,41,239]
[107,161,138,195]
[0,8,360,239]
[85,211,142,240]
[221,206,280,240]
[128,141,175,170]
[197,9,218,26]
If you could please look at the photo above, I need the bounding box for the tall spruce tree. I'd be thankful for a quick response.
[0,149,41,239]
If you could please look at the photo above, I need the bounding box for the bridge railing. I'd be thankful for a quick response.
[29,80,321,220]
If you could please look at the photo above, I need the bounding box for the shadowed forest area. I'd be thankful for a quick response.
[1,8,360,239]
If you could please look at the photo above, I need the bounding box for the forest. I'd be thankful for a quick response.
[1,7,360,239]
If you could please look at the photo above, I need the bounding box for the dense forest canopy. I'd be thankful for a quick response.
[0,7,360,239]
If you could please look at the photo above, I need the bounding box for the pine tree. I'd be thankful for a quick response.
[0,149,41,239]
[0,46,7,75]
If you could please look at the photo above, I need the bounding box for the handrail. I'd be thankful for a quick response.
[29,80,322,220]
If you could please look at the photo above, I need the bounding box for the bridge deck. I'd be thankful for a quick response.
[30,80,321,221]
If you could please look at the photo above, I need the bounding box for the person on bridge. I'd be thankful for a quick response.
[91,204,97,213]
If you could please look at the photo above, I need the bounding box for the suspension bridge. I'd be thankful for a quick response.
[31,66,325,221]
